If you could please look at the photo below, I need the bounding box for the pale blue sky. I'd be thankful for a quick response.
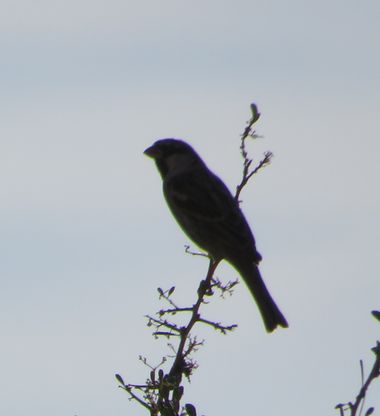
[1,1,380,415]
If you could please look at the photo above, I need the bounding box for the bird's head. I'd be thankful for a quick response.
[144,138,203,178]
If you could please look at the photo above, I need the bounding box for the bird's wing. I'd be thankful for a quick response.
[164,169,235,222]
[164,168,260,262]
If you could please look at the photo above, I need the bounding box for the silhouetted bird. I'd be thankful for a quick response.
[144,138,288,332]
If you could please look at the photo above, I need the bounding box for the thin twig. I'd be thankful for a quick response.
[235,103,272,203]
[197,317,238,333]
[336,318,380,416]
[185,245,209,258]
[159,307,193,316]
[350,345,380,416]
[146,316,182,334]
[120,385,153,411]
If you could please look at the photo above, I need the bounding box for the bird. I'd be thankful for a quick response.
[144,138,288,332]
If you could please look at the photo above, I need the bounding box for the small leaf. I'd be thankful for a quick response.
[250,103,260,123]
[115,373,125,386]
[360,359,364,385]
[371,310,380,322]
[371,341,380,356]
[150,370,155,383]
[173,386,184,401]
[157,287,164,296]
[365,407,375,416]
[158,369,164,382]
[205,288,214,297]
[168,286,175,296]
[185,403,197,416]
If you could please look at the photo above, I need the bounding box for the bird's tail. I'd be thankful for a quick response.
[239,262,288,332]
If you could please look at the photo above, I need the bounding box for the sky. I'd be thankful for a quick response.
[1,0,380,415]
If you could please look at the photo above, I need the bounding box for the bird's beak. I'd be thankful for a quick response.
[144,144,159,159]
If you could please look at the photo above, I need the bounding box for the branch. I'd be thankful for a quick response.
[235,103,272,203]
[336,311,380,416]
[198,317,238,334]
[167,258,220,380]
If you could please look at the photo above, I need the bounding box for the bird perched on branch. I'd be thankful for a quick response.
[144,138,288,332]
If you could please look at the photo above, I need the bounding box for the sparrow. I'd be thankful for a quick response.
[144,138,288,332]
